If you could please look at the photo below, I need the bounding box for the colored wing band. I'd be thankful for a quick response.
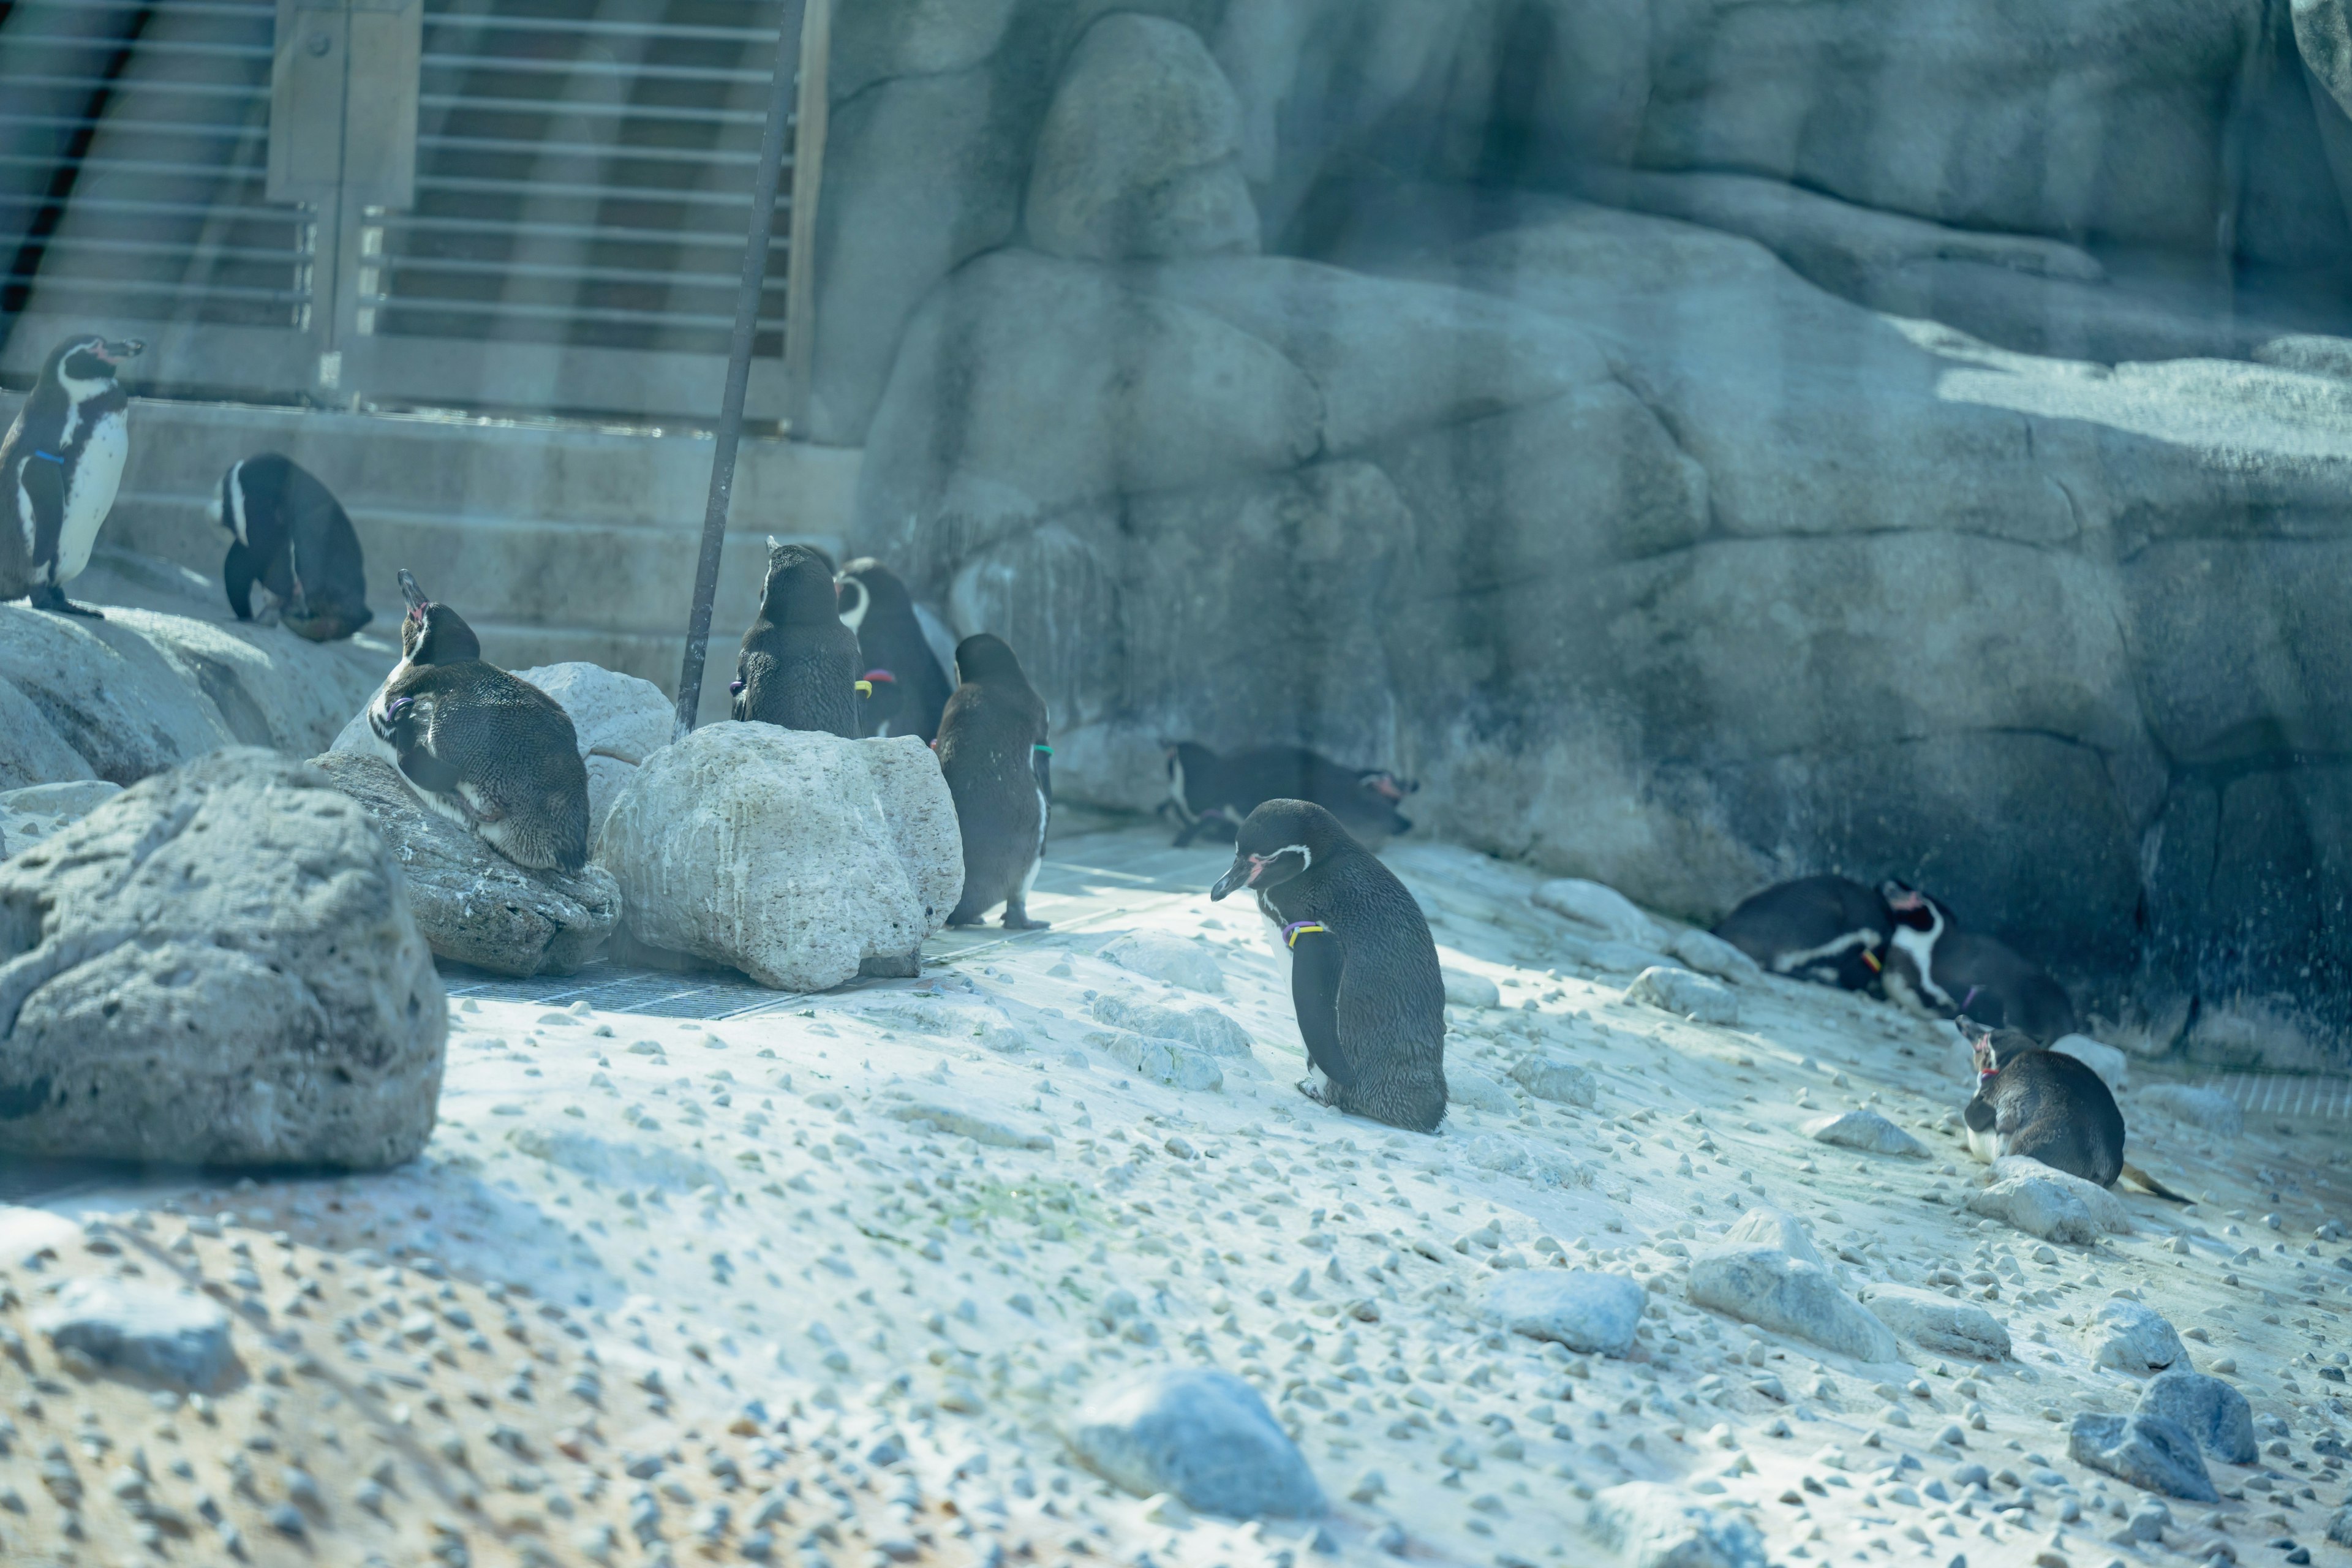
[1282,921,1328,948]
[1861,949,1882,973]
[1033,744,1053,755]
[855,680,874,697]
[862,669,897,684]
[31,450,64,464]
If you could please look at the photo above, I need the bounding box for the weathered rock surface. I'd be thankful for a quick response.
[1534,878,1664,946]
[1448,1069,1517,1114]
[1482,1270,1645,1355]
[1586,1482,1769,1568]
[312,752,621,978]
[1087,1028,1226,1092]
[2135,1368,2257,1463]
[1509,1054,1599,1109]
[0,749,444,1168]
[1625,967,1740,1026]
[1098,932,1226,994]
[1664,927,1763,984]
[1023,15,1258,263]
[1442,968,1501,1008]
[1089,995,1253,1055]
[596,724,961,993]
[2087,1300,2190,1374]
[1991,1155,2135,1234]
[1860,1285,2011,1360]
[1719,1205,1826,1267]
[1068,1367,1324,1519]
[1966,1164,2129,1244]
[1803,1109,1927,1158]
[34,1276,235,1390]
[2069,1411,2220,1502]
[0,780,121,861]
[1687,1242,1899,1363]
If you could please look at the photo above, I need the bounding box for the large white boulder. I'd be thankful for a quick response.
[596,723,962,992]
[0,750,445,1169]
[509,662,674,836]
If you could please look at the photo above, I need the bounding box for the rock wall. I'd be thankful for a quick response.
[824,1,2352,1068]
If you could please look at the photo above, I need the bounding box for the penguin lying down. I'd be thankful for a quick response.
[1958,1016,2188,1202]
[366,569,591,872]
[1162,741,1416,848]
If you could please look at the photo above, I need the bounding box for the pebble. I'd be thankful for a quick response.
[1066,1368,1324,1520]
[2068,1413,2219,1502]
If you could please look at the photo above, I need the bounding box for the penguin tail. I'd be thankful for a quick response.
[2118,1162,2193,1204]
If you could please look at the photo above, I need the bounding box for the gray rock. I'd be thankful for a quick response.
[1098,933,1226,994]
[1665,927,1764,984]
[1966,1173,2099,1244]
[1860,1284,2011,1360]
[1991,1155,2134,1235]
[1624,966,1740,1026]
[1533,878,1664,945]
[1687,1246,1901,1363]
[0,750,444,1168]
[1803,1108,1928,1158]
[1068,1366,1324,1519]
[1441,968,1501,1008]
[1586,1482,1769,1568]
[597,725,961,993]
[2087,1300,2189,1374]
[1509,1054,1598,1108]
[1482,1270,1645,1356]
[32,1278,233,1390]
[1025,15,1258,263]
[2297,0,2352,117]
[1447,1069,1517,1114]
[2049,1034,2130,1092]
[1090,994,1251,1054]
[2135,1084,2245,1135]
[0,780,121,861]
[2330,1502,2352,1550]
[312,752,620,978]
[2068,1412,2219,1502]
[1087,1030,1224,1092]
[1719,1206,1825,1267]
[0,675,98,791]
[880,1101,1052,1151]
[2135,1368,2257,1464]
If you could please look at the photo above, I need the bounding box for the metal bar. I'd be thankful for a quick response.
[23,236,303,263]
[381,253,765,288]
[0,114,268,139]
[413,173,778,202]
[673,0,805,741]
[9,279,311,304]
[422,15,778,44]
[7,1,271,13]
[421,55,767,85]
[781,0,831,434]
[417,133,762,166]
[374,297,776,330]
[0,77,266,100]
[0,194,299,220]
[418,92,766,126]
[381,213,768,244]
[0,154,272,179]
[0,36,272,59]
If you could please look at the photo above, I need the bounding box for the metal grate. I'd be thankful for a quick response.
[0,0,311,339]
[370,0,791,359]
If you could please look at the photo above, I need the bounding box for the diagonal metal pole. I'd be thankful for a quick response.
[673,0,809,741]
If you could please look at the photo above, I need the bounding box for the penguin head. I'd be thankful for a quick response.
[396,568,481,665]
[1957,1014,2036,1076]
[48,334,144,391]
[952,633,1033,691]
[1880,879,1946,933]
[1208,798,1351,900]
[761,541,841,624]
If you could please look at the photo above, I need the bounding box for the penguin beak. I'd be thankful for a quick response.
[398,568,429,614]
[1209,854,1264,901]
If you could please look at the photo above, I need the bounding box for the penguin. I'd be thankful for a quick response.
[366,568,590,873]
[731,537,860,737]
[0,333,143,618]
[937,633,1052,930]
[1959,1017,2189,1201]
[1161,741,1417,849]
[1710,875,1893,990]
[1209,799,1449,1133]
[1880,881,2078,1042]
[835,557,955,743]
[208,453,373,641]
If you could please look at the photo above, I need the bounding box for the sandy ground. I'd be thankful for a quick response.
[3,823,2348,1568]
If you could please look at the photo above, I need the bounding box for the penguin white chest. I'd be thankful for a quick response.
[58,410,127,581]
[1964,1125,2004,1164]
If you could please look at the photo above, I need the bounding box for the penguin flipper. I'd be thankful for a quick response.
[1287,927,1357,1090]
[18,445,65,574]
[222,541,257,620]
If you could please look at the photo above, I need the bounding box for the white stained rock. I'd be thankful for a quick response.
[0,779,121,860]
[1532,877,1665,946]
[1509,1054,1599,1108]
[1449,1069,1518,1114]
[1665,925,1765,983]
[2051,1033,2131,1092]
[1587,1482,1770,1568]
[880,1102,1052,1150]
[1090,995,1253,1055]
[1688,1209,1895,1362]
[1624,965,1740,1025]
[2136,1082,2245,1135]
[1860,1284,2013,1360]
[1087,1029,1224,1091]
[511,662,674,835]
[596,723,962,992]
[1442,967,1502,1008]
[1719,1205,1826,1267]
[33,1277,235,1390]
[1099,932,1226,993]
[1482,1270,1645,1356]
[1804,1107,1928,1158]
[1990,1155,2133,1234]
[1068,1366,1324,1520]
[2087,1299,2190,1374]
[0,749,445,1169]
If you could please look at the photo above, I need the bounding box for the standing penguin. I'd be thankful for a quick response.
[0,333,143,617]
[368,569,590,872]
[209,453,373,641]
[1711,875,1893,990]
[1209,799,1449,1133]
[835,557,955,743]
[1959,1017,2187,1200]
[732,537,860,737]
[1881,881,2078,1041]
[937,633,1051,930]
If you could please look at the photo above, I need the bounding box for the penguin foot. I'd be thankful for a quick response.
[1295,1074,1335,1109]
[28,584,103,618]
[1000,911,1050,931]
